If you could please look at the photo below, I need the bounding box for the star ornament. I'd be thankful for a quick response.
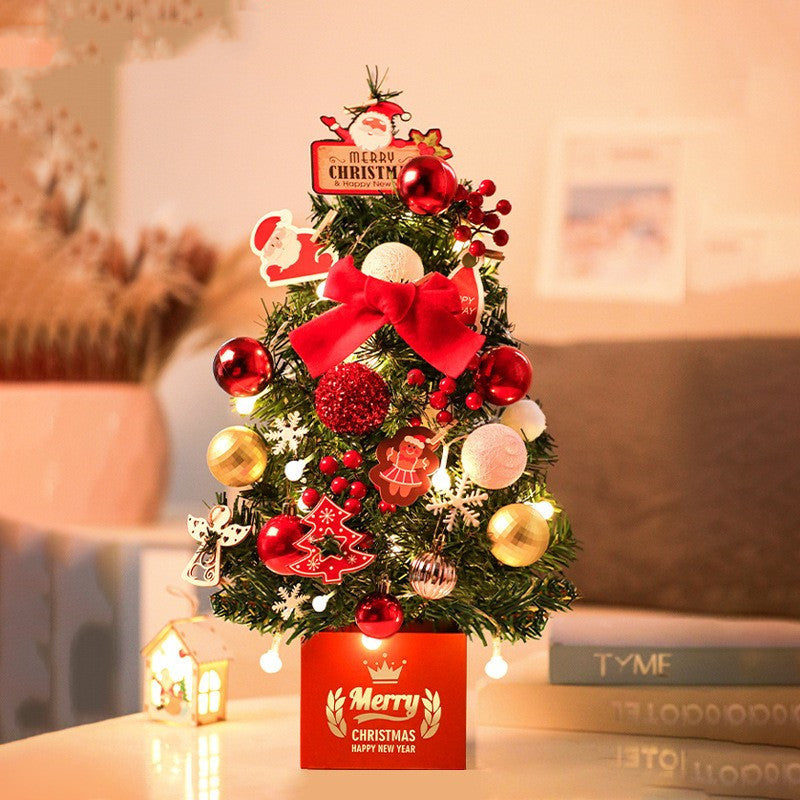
[408,128,453,159]
[182,505,252,587]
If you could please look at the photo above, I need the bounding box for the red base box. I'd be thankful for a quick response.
[301,631,466,769]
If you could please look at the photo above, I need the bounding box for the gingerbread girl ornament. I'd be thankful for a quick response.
[369,426,442,507]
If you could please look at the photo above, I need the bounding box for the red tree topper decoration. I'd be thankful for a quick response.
[289,495,375,584]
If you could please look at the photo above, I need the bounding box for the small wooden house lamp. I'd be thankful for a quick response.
[142,616,231,726]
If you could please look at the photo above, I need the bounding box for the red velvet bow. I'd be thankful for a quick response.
[289,257,485,378]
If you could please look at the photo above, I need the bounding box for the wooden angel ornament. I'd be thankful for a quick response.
[182,505,252,587]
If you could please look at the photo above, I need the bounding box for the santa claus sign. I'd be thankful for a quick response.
[311,100,452,196]
[250,209,336,286]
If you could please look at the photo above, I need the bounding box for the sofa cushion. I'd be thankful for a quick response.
[527,338,800,617]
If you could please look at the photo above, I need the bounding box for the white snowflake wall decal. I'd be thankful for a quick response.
[425,473,488,532]
[271,584,310,621]
[264,412,310,455]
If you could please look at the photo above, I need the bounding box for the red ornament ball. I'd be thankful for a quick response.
[257,514,306,575]
[478,179,496,197]
[496,199,512,215]
[330,476,349,494]
[315,363,390,435]
[319,456,338,476]
[396,156,458,215]
[465,391,484,410]
[341,449,363,469]
[429,390,449,410]
[453,225,471,242]
[466,353,481,371]
[355,591,404,639]
[301,487,320,508]
[349,480,367,499]
[439,376,457,395]
[406,368,425,386]
[343,498,362,515]
[493,229,509,247]
[212,337,273,397]
[408,416,422,427]
[474,346,533,406]
[378,500,397,515]
[436,410,453,425]
[468,240,486,257]
[467,191,484,208]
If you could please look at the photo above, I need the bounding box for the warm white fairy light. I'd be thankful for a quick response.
[284,458,309,482]
[361,635,382,650]
[431,467,451,492]
[530,500,556,520]
[431,442,452,491]
[260,633,283,673]
[233,395,258,416]
[315,280,327,299]
[312,593,331,613]
[484,638,508,679]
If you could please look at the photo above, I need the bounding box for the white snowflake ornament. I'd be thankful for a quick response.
[264,412,309,455]
[272,584,311,621]
[425,473,488,532]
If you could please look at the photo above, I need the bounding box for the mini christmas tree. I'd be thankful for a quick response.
[194,71,577,674]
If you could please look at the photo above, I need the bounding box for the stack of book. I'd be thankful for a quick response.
[477,606,800,749]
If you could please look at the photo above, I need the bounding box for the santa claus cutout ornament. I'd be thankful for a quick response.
[369,426,442,507]
[311,87,452,195]
[250,209,336,287]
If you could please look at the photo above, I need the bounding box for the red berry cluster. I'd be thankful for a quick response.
[406,368,483,418]
[452,180,512,256]
[308,449,368,515]
[463,352,485,411]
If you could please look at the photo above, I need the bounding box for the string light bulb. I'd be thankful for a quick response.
[233,395,258,416]
[361,635,382,651]
[530,500,555,520]
[316,280,327,300]
[284,457,309,482]
[431,467,451,492]
[312,593,331,613]
[431,442,451,491]
[484,638,508,680]
[260,633,283,673]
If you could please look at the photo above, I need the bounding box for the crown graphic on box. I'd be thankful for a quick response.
[366,659,405,684]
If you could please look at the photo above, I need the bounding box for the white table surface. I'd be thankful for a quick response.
[1,695,791,800]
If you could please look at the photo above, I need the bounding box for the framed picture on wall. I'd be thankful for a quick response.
[540,123,686,302]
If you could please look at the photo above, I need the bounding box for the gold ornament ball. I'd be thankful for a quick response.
[487,503,550,567]
[206,426,268,487]
[409,550,457,600]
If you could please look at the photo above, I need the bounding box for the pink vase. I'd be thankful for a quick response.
[0,383,168,527]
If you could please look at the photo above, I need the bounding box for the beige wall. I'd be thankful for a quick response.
[117,0,800,344]
[110,0,800,507]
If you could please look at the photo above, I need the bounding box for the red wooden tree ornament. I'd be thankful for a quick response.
[289,495,375,584]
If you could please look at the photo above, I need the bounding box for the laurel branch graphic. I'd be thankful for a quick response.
[420,689,441,739]
[326,688,347,737]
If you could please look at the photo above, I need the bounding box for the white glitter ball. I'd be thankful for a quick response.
[461,423,528,490]
[361,242,424,283]
[500,399,546,442]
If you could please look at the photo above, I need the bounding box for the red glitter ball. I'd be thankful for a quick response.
[315,363,390,435]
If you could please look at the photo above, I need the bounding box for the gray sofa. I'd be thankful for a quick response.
[529,338,800,617]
